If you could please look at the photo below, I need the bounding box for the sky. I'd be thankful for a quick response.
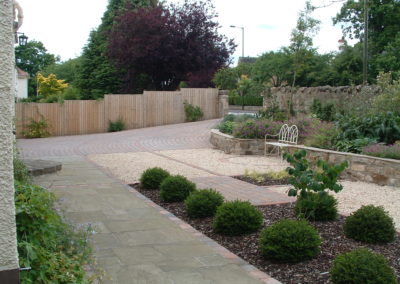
[16,0,349,63]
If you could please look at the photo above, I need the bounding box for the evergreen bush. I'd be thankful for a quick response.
[160,175,196,202]
[185,189,224,218]
[139,167,170,190]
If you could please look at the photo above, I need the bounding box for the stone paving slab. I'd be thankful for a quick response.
[33,157,279,284]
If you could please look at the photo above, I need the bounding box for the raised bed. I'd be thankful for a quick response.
[210,129,400,187]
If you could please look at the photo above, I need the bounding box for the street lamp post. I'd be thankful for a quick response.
[363,0,368,85]
[230,25,244,59]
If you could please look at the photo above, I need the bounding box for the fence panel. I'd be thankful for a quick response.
[16,88,221,138]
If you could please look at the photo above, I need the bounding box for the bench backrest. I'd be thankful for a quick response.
[278,124,298,144]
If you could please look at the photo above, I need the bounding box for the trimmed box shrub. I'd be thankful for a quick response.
[330,248,397,284]
[259,219,321,263]
[139,167,170,190]
[344,205,396,244]
[185,189,224,218]
[160,175,196,202]
[295,191,338,221]
[213,200,263,236]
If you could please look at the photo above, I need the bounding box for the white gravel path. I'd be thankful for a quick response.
[90,148,400,230]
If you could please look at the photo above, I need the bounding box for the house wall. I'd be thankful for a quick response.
[16,77,28,99]
[0,0,20,282]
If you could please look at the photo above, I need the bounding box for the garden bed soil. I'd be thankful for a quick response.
[130,183,400,284]
[232,175,289,186]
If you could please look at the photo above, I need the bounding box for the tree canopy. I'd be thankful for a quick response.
[107,0,235,92]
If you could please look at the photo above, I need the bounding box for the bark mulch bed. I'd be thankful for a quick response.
[233,175,289,187]
[130,183,400,284]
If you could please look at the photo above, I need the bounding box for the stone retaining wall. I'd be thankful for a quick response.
[210,129,400,187]
[263,85,380,115]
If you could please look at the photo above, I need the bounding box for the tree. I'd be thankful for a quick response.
[37,73,68,98]
[15,40,59,96]
[42,57,82,85]
[252,50,293,87]
[107,0,235,92]
[288,1,320,86]
[77,0,157,99]
[213,63,254,90]
[331,43,363,85]
[334,0,400,79]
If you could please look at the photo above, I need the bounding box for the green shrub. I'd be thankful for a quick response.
[334,137,377,154]
[213,200,263,236]
[295,191,338,221]
[13,156,31,184]
[304,121,338,150]
[344,205,396,244]
[160,175,196,202]
[185,189,224,218]
[222,114,236,122]
[139,167,170,190]
[62,86,81,100]
[184,101,204,122]
[218,121,235,134]
[311,99,336,122]
[284,150,348,197]
[330,248,397,284]
[229,95,263,106]
[15,182,93,283]
[259,219,321,263]
[108,117,125,132]
[23,118,51,138]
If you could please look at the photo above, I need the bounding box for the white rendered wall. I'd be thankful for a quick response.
[17,77,28,99]
[0,0,20,272]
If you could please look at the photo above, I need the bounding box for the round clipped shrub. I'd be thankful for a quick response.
[139,167,170,190]
[295,191,338,221]
[344,205,396,244]
[259,219,321,263]
[330,248,397,284]
[160,175,196,202]
[213,200,263,236]
[185,189,224,218]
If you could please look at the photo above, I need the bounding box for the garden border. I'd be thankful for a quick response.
[210,129,400,187]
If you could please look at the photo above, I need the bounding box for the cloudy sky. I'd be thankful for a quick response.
[16,0,348,63]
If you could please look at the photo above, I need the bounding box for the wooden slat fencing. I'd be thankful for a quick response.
[15,88,221,138]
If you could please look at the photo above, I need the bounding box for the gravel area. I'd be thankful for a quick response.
[90,149,400,230]
[155,149,287,176]
[88,151,214,183]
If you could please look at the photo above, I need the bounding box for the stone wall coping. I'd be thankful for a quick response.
[211,129,400,164]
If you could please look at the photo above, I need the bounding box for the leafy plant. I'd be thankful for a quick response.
[23,118,51,138]
[344,205,396,244]
[183,101,204,122]
[243,169,266,183]
[160,175,196,202]
[295,191,338,221]
[14,156,31,184]
[233,119,282,139]
[256,106,287,121]
[218,121,235,134]
[330,248,397,284]
[311,99,336,122]
[37,73,69,98]
[266,170,290,180]
[213,200,263,236]
[335,112,400,145]
[108,117,125,132]
[229,95,263,106]
[259,219,321,263]
[283,150,348,197]
[334,138,377,154]
[15,182,94,283]
[139,167,170,190]
[304,121,338,150]
[184,189,224,218]
[362,143,400,160]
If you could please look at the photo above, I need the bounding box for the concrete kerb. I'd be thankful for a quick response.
[84,156,282,284]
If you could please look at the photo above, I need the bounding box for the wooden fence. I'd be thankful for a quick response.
[16,88,223,138]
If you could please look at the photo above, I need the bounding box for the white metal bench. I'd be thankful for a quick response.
[264,124,299,159]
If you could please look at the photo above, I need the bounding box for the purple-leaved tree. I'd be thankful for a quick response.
[108,0,235,92]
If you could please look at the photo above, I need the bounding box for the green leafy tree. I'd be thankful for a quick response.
[288,1,320,87]
[331,43,363,85]
[334,0,400,79]
[252,50,292,87]
[77,0,157,99]
[42,57,82,85]
[15,40,59,96]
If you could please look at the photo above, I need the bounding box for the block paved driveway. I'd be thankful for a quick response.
[18,120,218,158]
[20,119,288,283]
